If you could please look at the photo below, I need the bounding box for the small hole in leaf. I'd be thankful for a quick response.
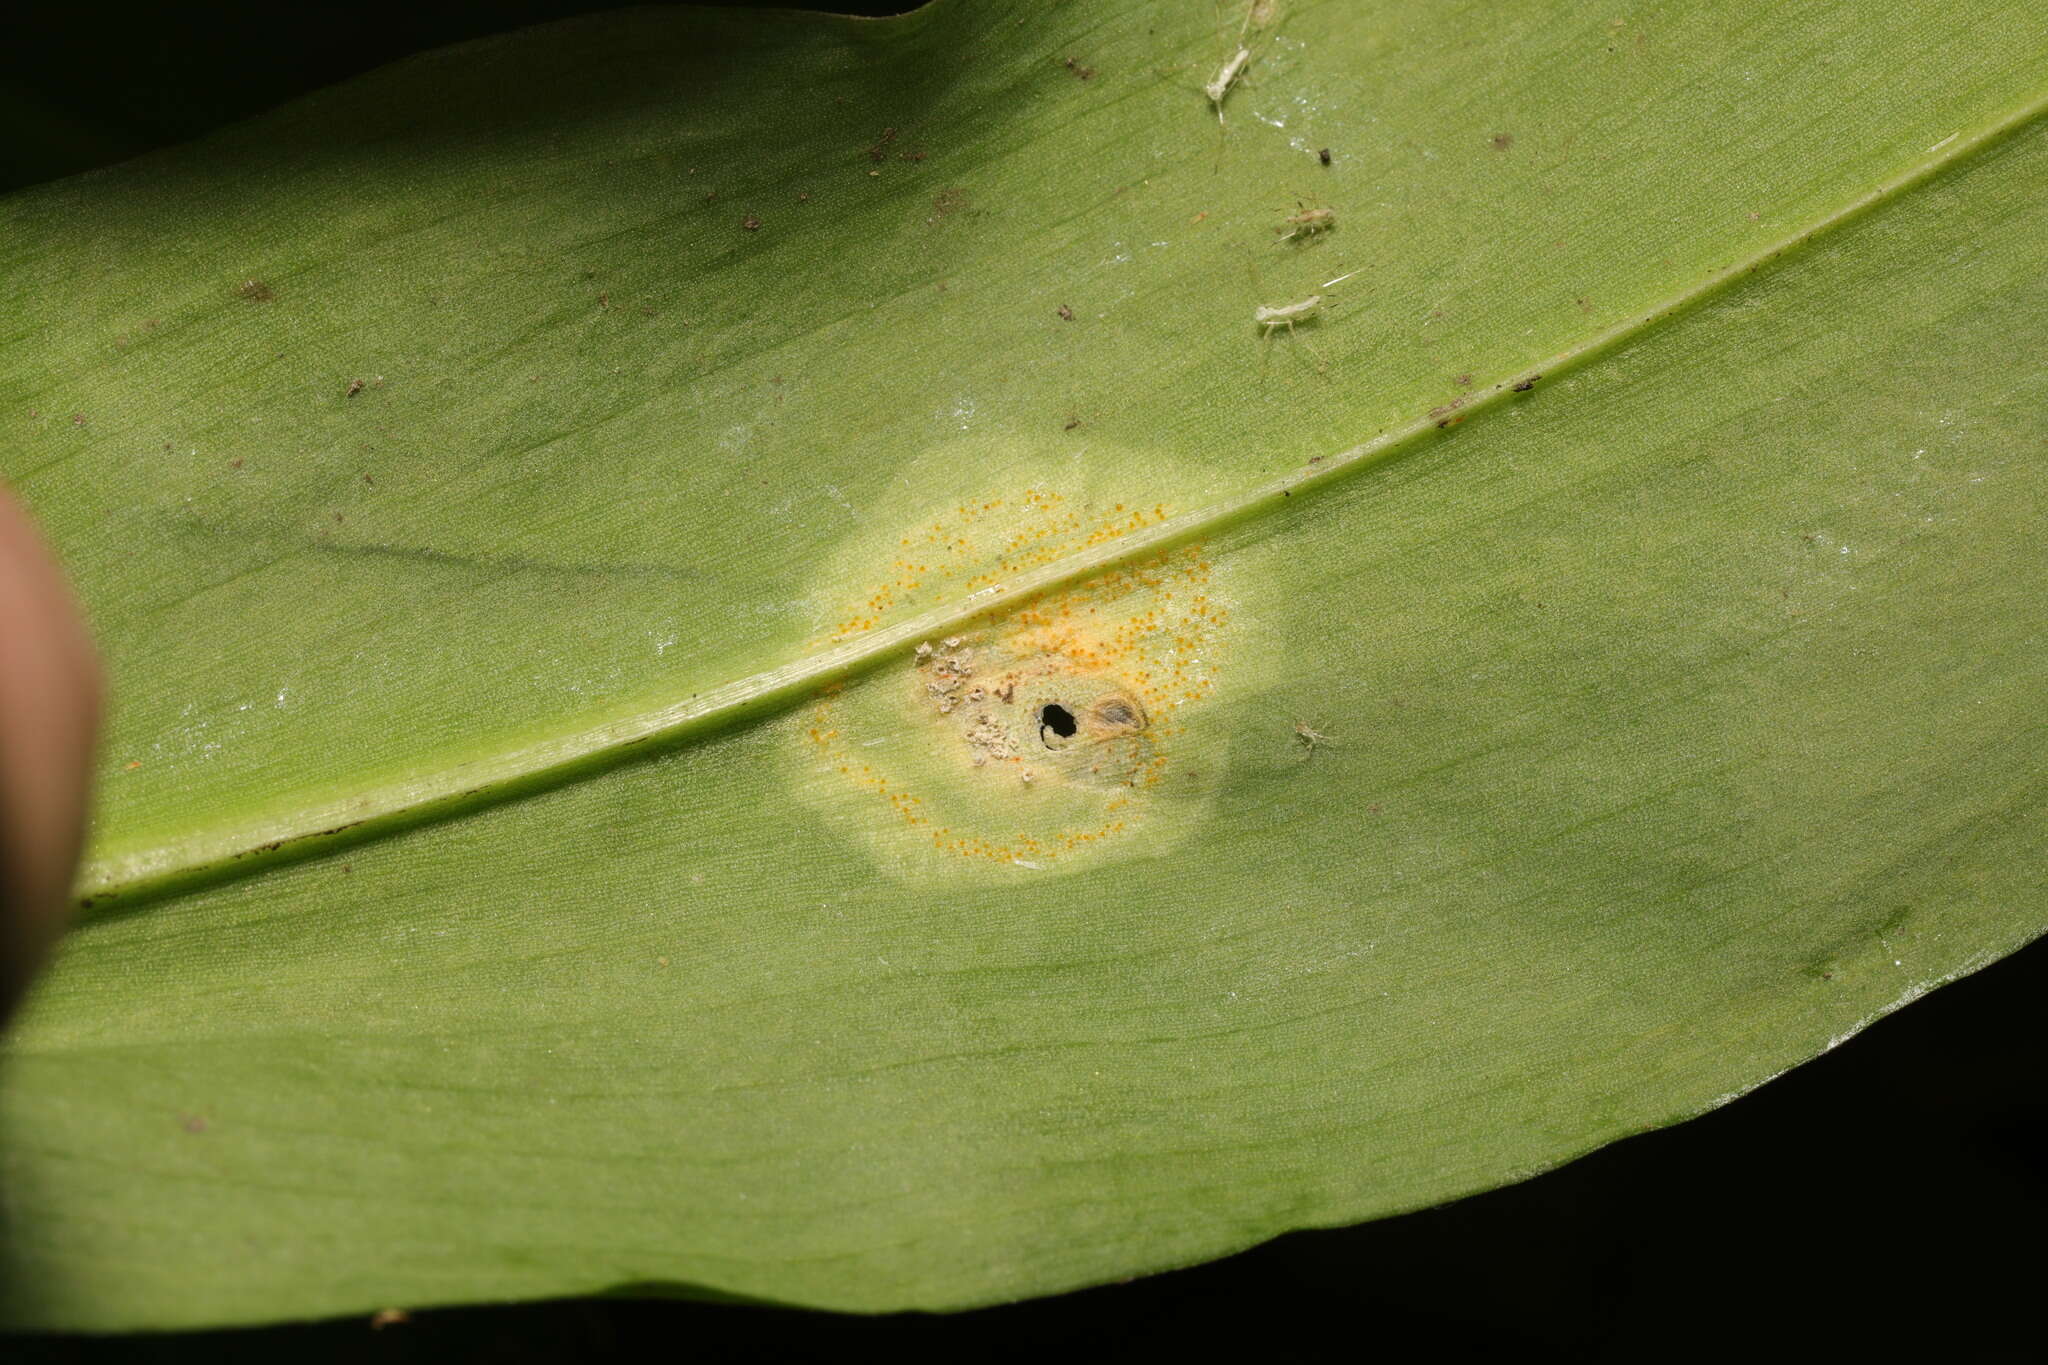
[1039,703,1079,743]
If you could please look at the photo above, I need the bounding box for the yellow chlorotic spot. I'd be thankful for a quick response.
[805,485,1228,872]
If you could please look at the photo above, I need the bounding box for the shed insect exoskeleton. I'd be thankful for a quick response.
[1254,270,1362,371]
[1253,294,1322,335]
[1205,45,1251,123]
[1204,1,1281,126]
[1254,269,1362,336]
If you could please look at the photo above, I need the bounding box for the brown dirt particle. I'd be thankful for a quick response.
[1056,304,1075,321]
[742,215,762,231]
[345,378,365,398]
[1490,133,1513,151]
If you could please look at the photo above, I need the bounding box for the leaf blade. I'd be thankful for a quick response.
[3,0,2046,1330]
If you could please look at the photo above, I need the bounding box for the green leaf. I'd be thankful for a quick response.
[4,0,2046,1330]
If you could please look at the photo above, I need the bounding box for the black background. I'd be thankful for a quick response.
[3,3,2043,1357]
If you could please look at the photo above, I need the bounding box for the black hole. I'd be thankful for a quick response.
[1039,703,1078,741]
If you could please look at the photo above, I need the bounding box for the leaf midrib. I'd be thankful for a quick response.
[78,89,2048,909]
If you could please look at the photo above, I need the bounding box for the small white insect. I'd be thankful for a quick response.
[1292,719,1335,757]
[1276,202,1337,243]
[1205,46,1251,122]
[1254,269,1362,337]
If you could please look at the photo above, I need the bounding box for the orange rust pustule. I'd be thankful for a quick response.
[823,491,1180,645]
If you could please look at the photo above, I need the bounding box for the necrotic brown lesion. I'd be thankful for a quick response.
[1088,695,1146,734]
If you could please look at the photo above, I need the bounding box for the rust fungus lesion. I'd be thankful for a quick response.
[910,631,1159,787]
[804,487,1229,873]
